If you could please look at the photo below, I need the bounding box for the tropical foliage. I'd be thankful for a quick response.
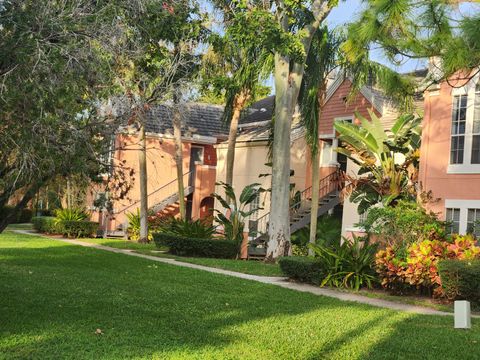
[126,209,153,242]
[360,200,446,249]
[334,110,422,213]
[54,208,89,224]
[376,235,480,296]
[156,217,217,240]
[291,215,342,253]
[309,235,378,291]
[212,182,264,252]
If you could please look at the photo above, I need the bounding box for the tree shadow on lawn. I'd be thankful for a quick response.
[0,241,479,359]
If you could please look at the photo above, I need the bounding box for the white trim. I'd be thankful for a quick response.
[447,164,480,174]
[190,145,204,164]
[334,115,354,123]
[237,120,270,129]
[319,133,335,139]
[448,73,480,172]
[145,132,218,144]
[445,199,480,234]
[345,227,366,233]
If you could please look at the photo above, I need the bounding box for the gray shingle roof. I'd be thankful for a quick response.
[143,103,228,139]
[239,96,274,125]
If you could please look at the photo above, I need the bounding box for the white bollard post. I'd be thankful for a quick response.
[454,300,471,329]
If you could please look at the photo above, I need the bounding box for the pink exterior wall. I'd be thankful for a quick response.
[191,163,217,221]
[304,79,380,188]
[319,79,381,137]
[419,76,480,219]
[90,133,218,232]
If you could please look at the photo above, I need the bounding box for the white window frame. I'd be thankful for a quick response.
[190,145,204,165]
[448,73,480,173]
[326,116,354,166]
[445,199,480,234]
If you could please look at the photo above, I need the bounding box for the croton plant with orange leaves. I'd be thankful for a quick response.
[376,235,480,296]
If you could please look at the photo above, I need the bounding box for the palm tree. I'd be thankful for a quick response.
[334,110,421,213]
[298,27,341,255]
[201,38,270,191]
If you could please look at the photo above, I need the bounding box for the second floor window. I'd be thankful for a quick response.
[450,95,467,164]
[471,84,480,164]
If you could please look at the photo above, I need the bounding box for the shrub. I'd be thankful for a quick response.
[60,220,99,238]
[54,208,88,223]
[361,200,446,249]
[17,208,33,223]
[32,216,58,233]
[291,215,342,249]
[153,233,237,258]
[310,235,378,290]
[212,182,264,253]
[278,256,324,284]
[376,235,480,296]
[438,260,480,306]
[1,206,33,224]
[156,217,217,239]
[126,209,153,242]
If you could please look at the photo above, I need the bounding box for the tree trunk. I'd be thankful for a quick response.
[173,97,186,219]
[138,122,149,243]
[225,92,249,189]
[309,80,327,255]
[266,53,297,260]
[308,149,320,255]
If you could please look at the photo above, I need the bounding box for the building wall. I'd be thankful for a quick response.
[317,79,385,236]
[91,133,218,231]
[214,135,308,231]
[419,72,480,233]
[319,79,381,137]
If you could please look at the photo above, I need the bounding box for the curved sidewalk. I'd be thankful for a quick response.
[13,229,476,318]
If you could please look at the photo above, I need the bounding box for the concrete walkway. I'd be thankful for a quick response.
[13,229,475,317]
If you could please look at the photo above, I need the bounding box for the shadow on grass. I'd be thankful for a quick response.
[0,234,479,359]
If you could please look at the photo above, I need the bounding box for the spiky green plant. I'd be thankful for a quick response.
[212,182,265,254]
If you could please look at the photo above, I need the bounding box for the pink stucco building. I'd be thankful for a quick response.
[419,70,480,235]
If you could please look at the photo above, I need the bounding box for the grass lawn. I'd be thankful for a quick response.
[1,232,480,360]
[77,237,283,277]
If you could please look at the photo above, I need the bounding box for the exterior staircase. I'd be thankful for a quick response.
[247,169,344,259]
[105,171,194,238]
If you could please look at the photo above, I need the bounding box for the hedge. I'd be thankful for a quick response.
[32,216,98,238]
[60,220,99,238]
[32,216,58,233]
[438,259,480,306]
[1,206,33,224]
[153,233,238,258]
[278,256,324,285]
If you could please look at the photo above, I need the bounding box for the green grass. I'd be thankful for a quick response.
[5,223,33,231]
[78,237,282,277]
[1,232,479,359]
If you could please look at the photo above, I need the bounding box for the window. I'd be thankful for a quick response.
[446,208,460,234]
[450,95,467,164]
[467,208,480,237]
[248,195,260,222]
[471,84,480,163]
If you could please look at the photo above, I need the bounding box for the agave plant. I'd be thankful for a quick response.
[212,182,265,250]
[126,209,152,242]
[334,109,421,213]
[54,208,88,224]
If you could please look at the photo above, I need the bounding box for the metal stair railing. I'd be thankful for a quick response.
[249,169,344,242]
[113,170,194,216]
